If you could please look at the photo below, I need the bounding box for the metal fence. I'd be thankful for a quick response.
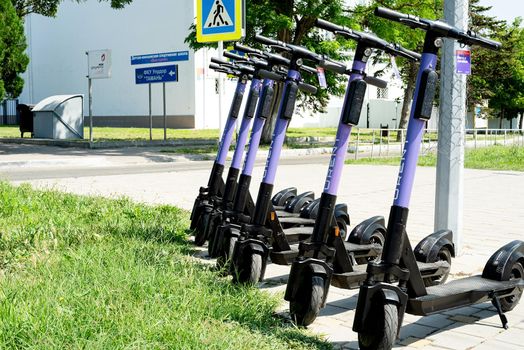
[350,128,524,160]
[0,99,19,125]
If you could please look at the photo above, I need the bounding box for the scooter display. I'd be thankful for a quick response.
[284,18,455,327]
[352,8,523,350]
[228,35,389,285]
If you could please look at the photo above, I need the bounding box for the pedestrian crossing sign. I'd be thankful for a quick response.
[196,0,244,42]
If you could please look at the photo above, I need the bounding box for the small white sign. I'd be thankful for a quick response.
[87,49,112,79]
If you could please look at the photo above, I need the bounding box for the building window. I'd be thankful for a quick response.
[377,87,389,99]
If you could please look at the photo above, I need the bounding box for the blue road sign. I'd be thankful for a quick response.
[197,0,243,42]
[131,51,189,65]
[135,65,178,84]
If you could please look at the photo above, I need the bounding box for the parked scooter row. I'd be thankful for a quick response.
[190,7,523,350]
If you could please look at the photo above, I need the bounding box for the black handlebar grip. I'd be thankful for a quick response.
[298,82,318,95]
[315,18,344,33]
[209,63,222,70]
[364,76,388,89]
[223,51,247,61]
[374,7,408,23]
[466,30,501,50]
[211,57,229,65]
[394,44,421,61]
[255,34,283,47]
[259,69,285,82]
[320,59,347,74]
[300,65,318,75]
[234,43,261,55]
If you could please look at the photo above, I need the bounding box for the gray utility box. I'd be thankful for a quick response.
[33,95,84,139]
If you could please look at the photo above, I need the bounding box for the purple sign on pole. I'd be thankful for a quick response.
[456,50,471,75]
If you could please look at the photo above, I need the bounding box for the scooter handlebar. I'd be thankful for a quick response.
[233,43,262,55]
[464,30,501,50]
[255,34,323,63]
[389,43,421,61]
[364,76,388,89]
[298,82,318,94]
[223,51,248,61]
[258,69,285,82]
[375,7,501,51]
[319,58,347,74]
[211,57,229,66]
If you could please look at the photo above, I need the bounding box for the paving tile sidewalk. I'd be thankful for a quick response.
[9,156,524,349]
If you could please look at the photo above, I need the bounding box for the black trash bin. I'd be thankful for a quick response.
[380,123,389,137]
[18,104,35,138]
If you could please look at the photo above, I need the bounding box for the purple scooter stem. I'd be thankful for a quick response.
[393,53,437,208]
[231,79,262,169]
[323,60,366,196]
[216,80,247,165]
[262,69,301,184]
[242,79,274,176]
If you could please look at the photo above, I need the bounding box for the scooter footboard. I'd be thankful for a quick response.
[284,258,333,307]
[231,238,270,280]
[414,229,455,263]
[483,240,524,280]
[353,283,408,338]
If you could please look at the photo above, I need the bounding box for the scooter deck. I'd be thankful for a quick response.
[408,276,524,315]
[278,217,316,225]
[331,260,450,290]
[269,240,381,266]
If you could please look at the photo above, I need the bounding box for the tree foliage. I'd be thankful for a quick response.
[185,0,356,141]
[0,0,29,100]
[11,0,132,17]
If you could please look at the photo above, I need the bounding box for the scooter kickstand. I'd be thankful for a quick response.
[490,292,509,329]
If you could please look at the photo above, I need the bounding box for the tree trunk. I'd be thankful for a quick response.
[499,109,504,129]
[519,112,524,131]
[396,62,417,141]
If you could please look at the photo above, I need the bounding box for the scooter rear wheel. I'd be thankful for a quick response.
[355,230,385,265]
[290,276,324,327]
[358,302,398,350]
[423,247,452,287]
[499,261,524,312]
[194,213,210,246]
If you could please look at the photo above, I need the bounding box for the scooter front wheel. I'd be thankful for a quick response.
[290,276,324,327]
[423,246,452,287]
[194,213,210,246]
[358,302,398,350]
[499,261,524,312]
[232,253,262,285]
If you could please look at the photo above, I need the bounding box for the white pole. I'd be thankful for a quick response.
[435,0,468,255]
[88,78,93,142]
[218,40,224,134]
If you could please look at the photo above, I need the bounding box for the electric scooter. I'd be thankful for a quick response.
[191,59,259,245]
[228,35,390,285]
[201,52,329,252]
[284,18,455,327]
[352,8,523,350]
[209,48,352,262]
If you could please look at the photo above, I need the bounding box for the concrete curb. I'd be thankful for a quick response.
[0,137,216,149]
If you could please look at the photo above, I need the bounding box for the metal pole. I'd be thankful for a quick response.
[163,82,167,141]
[218,41,225,134]
[88,78,93,142]
[434,0,468,255]
[149,83,152,141]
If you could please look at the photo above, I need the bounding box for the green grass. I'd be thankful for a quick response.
[0,183,328,349]
[346,145,524,171]
[0,126,220,141]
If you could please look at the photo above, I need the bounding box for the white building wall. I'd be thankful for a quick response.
[20,0,196,122]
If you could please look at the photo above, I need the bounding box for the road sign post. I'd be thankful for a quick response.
[86,49,112,142]
[135,64,179,141]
